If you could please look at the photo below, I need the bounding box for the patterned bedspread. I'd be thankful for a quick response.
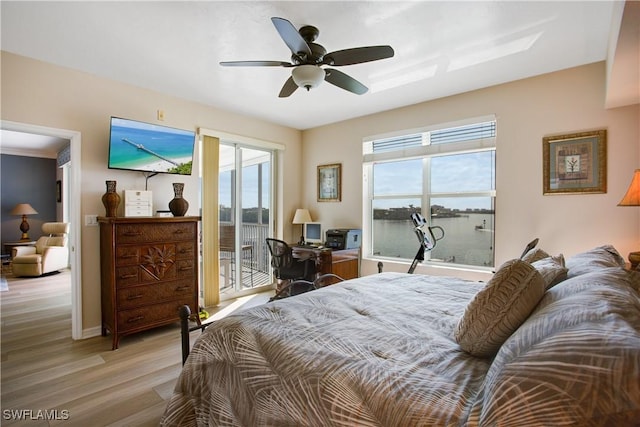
[162,273,489,426]
[161,269,640,426]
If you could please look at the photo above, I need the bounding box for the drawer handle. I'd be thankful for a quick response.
[175,286,191,292]
[123,231,143,236]
[120,254,137,259]
[126,294,143,300]
[119,273,137,279]
[178,266,192,271]
[127,315,144,323]
[178,248,189,254]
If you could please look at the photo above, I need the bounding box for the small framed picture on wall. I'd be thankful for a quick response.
[317,163,341,202]
[543,129,607,195]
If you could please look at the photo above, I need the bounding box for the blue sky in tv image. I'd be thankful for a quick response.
[108,117,195,175]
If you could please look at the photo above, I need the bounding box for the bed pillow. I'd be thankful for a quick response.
[565,245,626,278]
[521,248,550,263]
[531,254,567,289]
[455,259,546,357]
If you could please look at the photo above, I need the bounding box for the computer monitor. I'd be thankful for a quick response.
[303,222,323,245]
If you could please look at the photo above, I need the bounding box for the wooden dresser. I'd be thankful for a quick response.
[99,216,200,349]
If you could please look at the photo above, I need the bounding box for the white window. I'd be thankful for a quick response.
[363,117,496,269]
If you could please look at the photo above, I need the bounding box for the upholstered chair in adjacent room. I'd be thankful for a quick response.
[12,222,70,277]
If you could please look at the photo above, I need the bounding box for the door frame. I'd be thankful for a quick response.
[1,120,83,339]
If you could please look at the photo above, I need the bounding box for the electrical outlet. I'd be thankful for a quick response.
[85,214,98,226]
[157,109,165,121]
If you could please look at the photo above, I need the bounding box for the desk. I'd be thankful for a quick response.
[292,246,360,281]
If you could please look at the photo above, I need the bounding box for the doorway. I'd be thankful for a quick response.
[0,120,82,339]
[218,142,274,300]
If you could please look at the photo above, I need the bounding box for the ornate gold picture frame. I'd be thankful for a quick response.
[543,129,607,195]
[317,163,341,202]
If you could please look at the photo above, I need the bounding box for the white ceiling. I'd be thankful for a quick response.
[0,0,637,144]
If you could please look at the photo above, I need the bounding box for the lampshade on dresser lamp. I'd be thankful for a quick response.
[618,169,640,269]
[10,203,39,241]
[292,208,312,245]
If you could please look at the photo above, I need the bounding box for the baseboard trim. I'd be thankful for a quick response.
[81,326,103,339]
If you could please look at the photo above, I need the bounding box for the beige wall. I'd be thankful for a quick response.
[302,62,639,279]
[1,52,303,334]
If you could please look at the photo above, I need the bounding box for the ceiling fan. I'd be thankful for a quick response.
[220,17,394,98]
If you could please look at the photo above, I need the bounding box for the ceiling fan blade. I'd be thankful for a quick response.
[324,68,368,95]
[278,76,298,98]
[220,60,292,67]
[323,45,394,66]
[271,17,312,58]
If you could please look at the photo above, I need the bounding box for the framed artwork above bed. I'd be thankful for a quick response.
[543,129,607,195]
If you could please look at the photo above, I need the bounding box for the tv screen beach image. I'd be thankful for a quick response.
[108,118,195,175]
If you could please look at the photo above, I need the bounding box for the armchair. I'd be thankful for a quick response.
[12,222,70,277]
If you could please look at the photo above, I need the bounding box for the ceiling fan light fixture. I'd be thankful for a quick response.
[292,65,325,91]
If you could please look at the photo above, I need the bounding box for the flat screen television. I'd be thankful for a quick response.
[303,222,324,245]
[108,117,196,175]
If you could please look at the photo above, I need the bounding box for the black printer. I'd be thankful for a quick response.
[325,229,362,250]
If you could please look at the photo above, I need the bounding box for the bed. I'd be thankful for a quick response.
[161,245,640,426]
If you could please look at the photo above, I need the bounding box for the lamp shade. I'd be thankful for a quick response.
[292,208,312,224]
[292,65,325,91]
[10,203,38,216]
[618,169,640,206]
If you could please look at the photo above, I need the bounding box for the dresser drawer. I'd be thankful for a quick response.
[116,223,196,244]
[176,259,196,278]
[117,298,194,332]
[176,242,195,259]
[117,280,195,309]
[115,263,179,287]
[116,247,140,266]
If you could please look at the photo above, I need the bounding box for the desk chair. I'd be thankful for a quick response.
[265,238,316,293]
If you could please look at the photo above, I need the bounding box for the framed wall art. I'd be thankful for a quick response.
[317,163,341,202]
[543,129,607,195]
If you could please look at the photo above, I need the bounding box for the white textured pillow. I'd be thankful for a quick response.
[455,259,546,357]
[565,245,626,278]
[531,254,568,289]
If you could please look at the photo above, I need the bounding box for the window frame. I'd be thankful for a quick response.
[362,116,497,270]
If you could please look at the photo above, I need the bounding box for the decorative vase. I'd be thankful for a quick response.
[168,183,189,216]
[102,180,121,217]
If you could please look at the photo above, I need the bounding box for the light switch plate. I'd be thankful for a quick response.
[85,214,98,226]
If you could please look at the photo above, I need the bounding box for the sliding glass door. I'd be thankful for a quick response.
[218,143,273,299]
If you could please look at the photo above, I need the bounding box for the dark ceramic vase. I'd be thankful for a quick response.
[169,183,189,216]
[101,180,120,217]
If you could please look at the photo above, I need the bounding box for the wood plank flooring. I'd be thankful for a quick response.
[1,269,271,426]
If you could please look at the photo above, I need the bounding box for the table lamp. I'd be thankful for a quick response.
[10,203,39,241]
[292,208,312,244]
[618,169,640,269]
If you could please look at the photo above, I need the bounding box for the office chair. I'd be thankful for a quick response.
[265,238,317,295]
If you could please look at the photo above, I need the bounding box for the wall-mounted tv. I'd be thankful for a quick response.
[108,117,196,175]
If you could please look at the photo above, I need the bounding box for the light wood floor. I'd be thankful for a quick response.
[1,269,271,426]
